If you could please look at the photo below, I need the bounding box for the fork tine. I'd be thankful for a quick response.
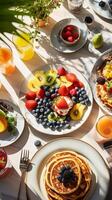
[20,150,23,161]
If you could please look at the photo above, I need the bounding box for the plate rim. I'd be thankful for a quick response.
[0,99,25,147]
[19,64,93,136]
[90,48,112,115]
[88,0,112,20]
[26,137,110,200]
[50,18,88,53]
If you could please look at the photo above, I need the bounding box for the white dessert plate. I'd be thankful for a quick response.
[88,0,112,20]
[26,138,110,200]
[19,64,93,135]
[50,18,88,53]
[0,99,25,147]
[90,48,112,115]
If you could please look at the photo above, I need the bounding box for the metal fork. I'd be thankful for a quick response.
[17,150,29,200]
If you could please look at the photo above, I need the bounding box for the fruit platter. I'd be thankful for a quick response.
[19,65,93,135]
[90,49,112,114]
[0,99,25,147]
[26,138,110,200]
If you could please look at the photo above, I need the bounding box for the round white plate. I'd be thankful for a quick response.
[90,48,112,115]
[88,0,112,20]
[50,18,88,53]
[0,99,25,147]
[26,138,110,200]
[19,64,93,135]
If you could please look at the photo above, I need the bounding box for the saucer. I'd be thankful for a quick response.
[50,18,88,53]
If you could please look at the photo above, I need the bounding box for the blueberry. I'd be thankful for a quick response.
[81,91,86,95]
[55,88,59,93]
[37,119,42,123]
[39,114,43,119]
[79,97,83,102]
[38,101,42,106]
[35,98,39,102]
[99,1,106,7]
[43,86,50,90]
[72,96,77,102]
[50,88,55,94]
[44,118,48,122]
[40,108,44,113]
[34,140,41,147]
[33,113,38,117]
[97,77,105,85]
[75,87,79,91]
[64,124,71,129]
[32,110,36,114]
[83,94,88,99]
[45,92,50,97]
[51,126,56,131]
[80,100,85,105]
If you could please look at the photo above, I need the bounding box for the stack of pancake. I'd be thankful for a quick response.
[45,151,92,200]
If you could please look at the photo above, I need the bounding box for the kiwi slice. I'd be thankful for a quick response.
[45,70,57,86]
[34,71,46,86]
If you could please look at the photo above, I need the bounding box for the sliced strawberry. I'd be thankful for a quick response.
[66,73,78,83]
[73,32,79,40]
[56,98,68,109]
[25,91,36,100]
[57,66,67,76]
[58,86,69,96]
[36,88,45,99]
[25,100,37,111]
[69,88,77,96]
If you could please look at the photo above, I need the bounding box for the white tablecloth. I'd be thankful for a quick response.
[0,0,112,199]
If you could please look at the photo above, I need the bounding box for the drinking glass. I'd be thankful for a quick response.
[13,32,34,61]
[0,45,15,76]
[67,0,84,12]
[96,115,112,139]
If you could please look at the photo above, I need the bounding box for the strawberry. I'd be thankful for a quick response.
[36,88,45,99]
[56,98,68,109]
[66,73,78,83]
[69,88,77,96]
[66,25,75,32]
[67,36,75,43]
[57,66,67,76]
[64,31,72,38]
[78,81,84,88]
[25,100,37,111]
[25,91,36,100]
[73,32,79,40]
[0,150,7,170]
[62,32,67,40]
[58,86,69,96]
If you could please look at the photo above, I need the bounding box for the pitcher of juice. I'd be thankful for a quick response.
[13,32,34,61]
[0,46,15,76]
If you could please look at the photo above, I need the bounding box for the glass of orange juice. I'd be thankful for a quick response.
[0,46,15,76]
[96,115,112,139]
[13,32,34,61]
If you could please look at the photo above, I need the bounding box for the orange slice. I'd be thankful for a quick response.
[0,116,8,133]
